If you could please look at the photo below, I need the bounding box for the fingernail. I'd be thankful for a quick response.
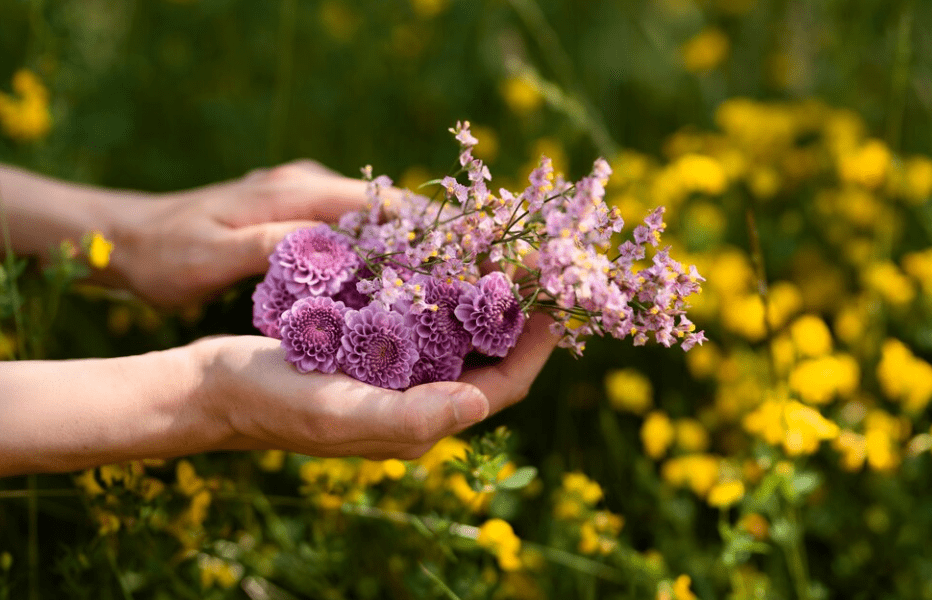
[452,385,489,425]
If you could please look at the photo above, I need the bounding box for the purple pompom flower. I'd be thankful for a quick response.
[252,272,303,339]
[454,272,526,357]
[338,304,420,390]
[280,296,347,374]
[409,352,465,387]
[269,224,360,296]
[402,275,473,359]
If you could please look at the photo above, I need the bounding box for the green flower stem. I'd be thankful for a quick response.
[783,504,811,600]
[418,562,464,600]
[0,188,27,361]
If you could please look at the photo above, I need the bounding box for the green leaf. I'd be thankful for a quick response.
[497,466,538,490]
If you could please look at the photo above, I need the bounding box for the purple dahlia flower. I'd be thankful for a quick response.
[252,272,304,339]
[409,353,464,387]
[334,267,374,310]
[280,296,347,373]
[338,304,419,390]
[454,272,526,357]
[268,224,360,297]
[402,275,473,359]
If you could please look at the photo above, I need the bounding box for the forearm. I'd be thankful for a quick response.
[0,165,152,259]
[0,344,228,476]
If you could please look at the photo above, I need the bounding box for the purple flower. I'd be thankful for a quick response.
[454,272,526,357]
[280,297,347,374]
[268,225,359,296]
[252,272,304,339]
[409,353,465,386]
[402,275,473,359]
[335,268,374,310]
[338,304,420,390]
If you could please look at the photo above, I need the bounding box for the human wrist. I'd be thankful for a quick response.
[185,336,263,452]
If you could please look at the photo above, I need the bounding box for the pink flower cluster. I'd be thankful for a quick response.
[253,121,705,389]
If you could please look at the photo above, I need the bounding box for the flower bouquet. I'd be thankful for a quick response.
[252,122,705,390]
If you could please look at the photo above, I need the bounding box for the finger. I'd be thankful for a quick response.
[459,311,559,415]
[321,380,490,446]
[225,220,322,280]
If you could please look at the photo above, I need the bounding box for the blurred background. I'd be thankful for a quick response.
[3,0,932,598]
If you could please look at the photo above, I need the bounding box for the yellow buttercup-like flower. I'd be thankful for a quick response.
[477,518,522,571]
[86,231,114,270]
[0,69,52,142]
[681,28,730,73]
[605,368,653,414]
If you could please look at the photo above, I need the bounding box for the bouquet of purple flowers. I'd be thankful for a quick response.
[252,122,706,390]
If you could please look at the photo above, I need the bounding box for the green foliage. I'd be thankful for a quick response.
[4,0,932,598]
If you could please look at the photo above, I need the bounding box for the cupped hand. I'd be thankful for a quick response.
[193,311,557,459]
[111,160,371,308]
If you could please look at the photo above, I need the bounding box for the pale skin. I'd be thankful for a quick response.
[0,161,559,477]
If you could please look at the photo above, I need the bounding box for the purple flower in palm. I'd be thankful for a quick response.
[409,353,465,386]
[280,296,347,374]
[269,224,359,296]
[403,275,473,359]
[252,272,303,339]
[454,272,526,357]
[338,304,419,390]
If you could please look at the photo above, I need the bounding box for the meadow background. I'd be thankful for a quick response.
[3,0,932,598]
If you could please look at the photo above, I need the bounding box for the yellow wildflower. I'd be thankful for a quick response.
[86,231,114,270]
[410,0,448,18]
[661,454,721,497]
[0,69,52,142]
[862,262,915,308]
[782,401,840,456]
[744,398,839,455]
[864,428,899,472]
[382,458,406,480]
[789,315,833,358]
[641,411,675,460]
[675,419,710,452]
[605,368,653,414]
[257,450,286,472]
[707,480,745,508]
[501,76,542,114]
[673,574,698,600]
[199,555,243,589]
[902,156,932,204]
[674,154,728,195]
[561,472,604,505]
[740,513,769,541]
[788,354,860,405]
[838,139,891,189]
[833,430,867,472]
[74,469,105,497]
[681,28,730,73]
[477,519,522,571]
[901,248,932,296]
[876,338,932,413]
[176,459,205,496]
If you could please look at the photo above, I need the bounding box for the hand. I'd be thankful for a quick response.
[193,312,558,460]
[109,160,371,308]
[196,335,490,460]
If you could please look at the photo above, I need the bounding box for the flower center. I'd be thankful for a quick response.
[367,333,400,368]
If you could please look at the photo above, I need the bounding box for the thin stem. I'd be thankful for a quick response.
[783,505,811,600]
[886,0,913,153]
[27,474,38,600]
[418,562,463,600]
[0,186,27,360]
[745,207,777,386]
